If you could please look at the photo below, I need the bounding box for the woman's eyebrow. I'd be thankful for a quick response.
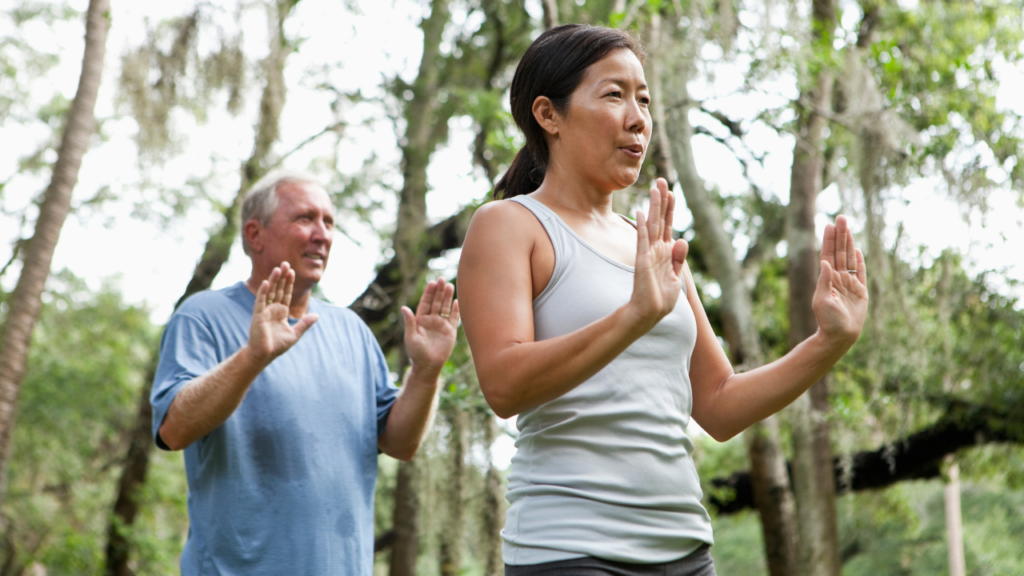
[597,78,648,90]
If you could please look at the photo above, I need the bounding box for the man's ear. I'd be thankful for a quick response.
[532,96,560,136]
[243,220,263,253]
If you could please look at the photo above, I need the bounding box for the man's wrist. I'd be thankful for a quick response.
[238,344,273,373]
[405,362,443,388]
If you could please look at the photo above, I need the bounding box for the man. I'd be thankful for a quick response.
[151,170,458,575]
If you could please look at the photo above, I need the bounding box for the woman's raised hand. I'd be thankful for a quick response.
[812,216,869,345]
[629,178,689,330]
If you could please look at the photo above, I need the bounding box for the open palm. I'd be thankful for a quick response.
[249,263,318,363]
[403,278,460,379]
[630,178,689,327]
[812,216,869,343]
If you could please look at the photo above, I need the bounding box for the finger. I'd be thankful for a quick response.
[834,217,849,274]
[647,186,663,242]
[292,313,319,339]
[416,280,437,316]
[448,299,461,326]
[636,210,649,253]
[440,282,455,317]
[267,267,283,303]
[846,225,857,272]
[276,262,291,302]
[283,266,295,308]
[254,280,270,313]
[663,186,675,243]
[820,223,837,271]
[856,248,867,286]
[429,278,447,316]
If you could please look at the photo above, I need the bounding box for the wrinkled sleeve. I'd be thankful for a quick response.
[150,312,219,450]
[365,324,399,437]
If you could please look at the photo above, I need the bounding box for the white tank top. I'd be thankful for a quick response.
[502,195,714,565]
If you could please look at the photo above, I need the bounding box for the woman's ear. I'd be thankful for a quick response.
[532,96,560,136]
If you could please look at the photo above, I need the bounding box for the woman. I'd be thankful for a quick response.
[458,24,867,576]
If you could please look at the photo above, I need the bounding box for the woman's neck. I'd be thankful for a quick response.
[531,160,617,220]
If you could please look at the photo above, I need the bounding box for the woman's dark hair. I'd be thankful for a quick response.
[494,24,646,199]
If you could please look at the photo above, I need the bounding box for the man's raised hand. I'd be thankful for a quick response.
[402,278,459,381]
[249,262,319,364]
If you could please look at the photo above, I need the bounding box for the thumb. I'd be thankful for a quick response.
[672,239,689,275]
[401,306,416,333]
[293,313,319,339]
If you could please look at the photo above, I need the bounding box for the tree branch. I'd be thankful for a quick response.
[707,400,1023,515]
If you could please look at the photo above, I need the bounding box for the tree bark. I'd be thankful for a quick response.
[785,0,840,573]
[102,3,296,573]
[0,0,110,506]
[388,3,454,575]
[656,17,798,575]
[389,459,421,576]
[540,0,558,29]
[480,413,505,576]
[438,406,468,576]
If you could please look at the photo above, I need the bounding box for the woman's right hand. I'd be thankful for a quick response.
[628,178,689,331]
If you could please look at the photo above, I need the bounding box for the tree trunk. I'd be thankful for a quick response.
[387,3,454,574]
[657,17,797,574]
[540,0,558,29]
[0,0,110,505]
[943,455,966,576]
[480,414,505,576]
[785,0,841,573]
[438,406,468,576]
[102,3,296,573]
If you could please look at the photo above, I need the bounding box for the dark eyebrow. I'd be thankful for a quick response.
[598,78,648,91]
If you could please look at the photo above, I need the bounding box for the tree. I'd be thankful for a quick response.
[103,2,300,572]
[0,0,111,509]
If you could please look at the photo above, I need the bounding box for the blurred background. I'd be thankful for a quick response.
[0,0,1023,574]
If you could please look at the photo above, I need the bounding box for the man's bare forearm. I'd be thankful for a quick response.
[377,364,441,461]
[159,346,270,450]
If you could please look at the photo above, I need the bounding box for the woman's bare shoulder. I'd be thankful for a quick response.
[467,198,546,244]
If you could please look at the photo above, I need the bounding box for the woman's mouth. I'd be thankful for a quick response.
[620,144,643,159]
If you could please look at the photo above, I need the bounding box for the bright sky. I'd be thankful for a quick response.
[2,0,1023,465]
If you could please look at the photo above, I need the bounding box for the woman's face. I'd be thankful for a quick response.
[543,48,652,192]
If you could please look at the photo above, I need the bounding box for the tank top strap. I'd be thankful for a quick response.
[507,195,573,304]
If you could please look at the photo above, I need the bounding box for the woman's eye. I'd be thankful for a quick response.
[607,91,621,98]
[639,97,651,105]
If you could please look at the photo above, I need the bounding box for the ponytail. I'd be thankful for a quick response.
[494,147,545,199]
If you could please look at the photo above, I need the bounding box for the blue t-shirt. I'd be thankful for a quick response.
[151,282,399,575]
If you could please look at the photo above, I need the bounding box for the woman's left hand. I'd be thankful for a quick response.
[812,216,869,346]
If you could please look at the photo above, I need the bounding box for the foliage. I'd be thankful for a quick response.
[1,272,186,575]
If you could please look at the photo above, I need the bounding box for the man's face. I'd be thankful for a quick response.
[252,181,335,289]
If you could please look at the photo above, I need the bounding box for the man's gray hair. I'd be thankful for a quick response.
[240,170,321,255]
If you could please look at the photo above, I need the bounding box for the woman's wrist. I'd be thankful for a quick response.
[619,301,661,339]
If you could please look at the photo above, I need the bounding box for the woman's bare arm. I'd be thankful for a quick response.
[688,216,868,441]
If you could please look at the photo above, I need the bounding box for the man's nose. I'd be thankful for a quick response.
[311,219,332,242]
